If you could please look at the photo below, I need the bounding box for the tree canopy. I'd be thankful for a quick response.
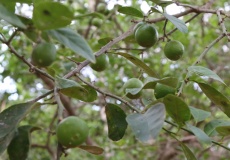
[0,0,230,159]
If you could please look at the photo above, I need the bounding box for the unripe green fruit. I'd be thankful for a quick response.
[32,42,56,67]
[123,78,143,99]
[164,40,184,61]
[92,18,102,27]
[97,3,106,13]
[56,116,89,148]
[135,24,158,48]
[154,83,175,99]
[133,22,145,33]
[90,54,108,72]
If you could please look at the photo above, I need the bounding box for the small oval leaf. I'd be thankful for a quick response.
[114,52,159,78]
[163,95,191,127]
[198,83,230,117]
[216,126,230,136]
[118,6,143,18]
[186,124,212,145]
[33,2,73,30]
[47,28,95,62]
[105,103,128,141]
[189,106,211,123]
[204,120,230,136]
[78,145,104,155]
[0,4,26,29]
[188,66,225,85]
[163,13,188,33]
[126,103,165,143]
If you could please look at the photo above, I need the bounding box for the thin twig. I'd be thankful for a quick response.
[75,74,141,113]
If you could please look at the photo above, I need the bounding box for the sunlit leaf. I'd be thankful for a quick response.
[118,6,143,18]
[33,2,73,30]
[188,66,225,85]
[47,28,95,62]
[0,3,26,29]
[143,77,178,89]
[163,13,188,33]
[105,103,127,141]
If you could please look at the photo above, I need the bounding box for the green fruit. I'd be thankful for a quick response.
[32,42,56,67]
[90,54,108,72]
[97,3,106,13]
[164,40,184,61]
[56,116,89,148]
[135,23,158,48]
[133,21,145,33]
[92,18,102,27]
[154,83,175,99]
[123,78,143,99]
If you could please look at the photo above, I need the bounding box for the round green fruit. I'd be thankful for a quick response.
[97,3,106,13]
[32,42,56,67]
[90,54,108,72]
[123,78,143,99]
[92,18,102,27]
[133,22,145,33]
[135,23,158,48]
[56,116,89,148]
[154,83,176,99]
[164,40,184,61]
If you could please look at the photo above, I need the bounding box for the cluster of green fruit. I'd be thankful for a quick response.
[56,116,89,148]
[123,78,176,100]
[134,22,184,61]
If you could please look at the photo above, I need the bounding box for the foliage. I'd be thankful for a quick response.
[0,0,230,159]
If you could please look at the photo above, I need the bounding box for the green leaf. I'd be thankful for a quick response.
[0,3,26,29]
[98,37,113,45]
[189,106,211,123]
[0,0,32,3]
[188,66,225,85]
[0,102,34,139]
[143,77,178,89]
[179,141,197,160]
[126,103,165,143]
[114,52,159,78]
[170,134,197,159]
[163,13,188,33]
[151,0,174,7]
[56,77,97,102]
[216,126,230,136]
[198,83,230,117]
[78,145,104,155]
[32,2,73,30]
[7,125,40,160]
[118,6,143,18]
[204,120,230,136]
[186,124,212,145]
[74,12,104,19]
[47,28,95,62]
[0,131,15,155]
[163,95,191,127]
[56,76,83,90]
[105,103,128,141]
[0,2,16,12]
